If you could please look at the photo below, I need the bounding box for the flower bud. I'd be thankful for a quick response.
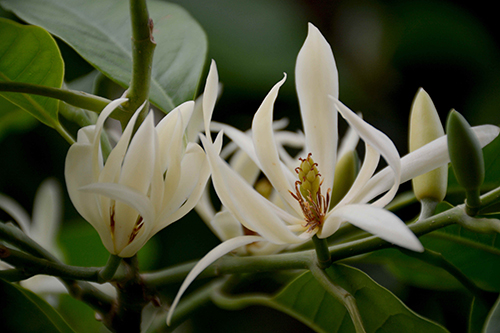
[446,109,484,214]
[330,150,358,208]
[409,88,447,202]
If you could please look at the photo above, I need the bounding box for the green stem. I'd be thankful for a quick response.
[112,256,148,333]
[143,251,311,288]
[465,188,482,216]
[312,235,332,269]
[98,254,122,283]
[0,222,59,262]
[419,198,439,220]
[0,244,101,282]
[123,0,156,127]
[309,264,366,333]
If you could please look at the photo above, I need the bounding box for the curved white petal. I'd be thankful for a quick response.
[211,121,261,168]
[322,204,423,252]
[203,60,219,138]
[338,124,360,159]
[99,104,144,185]
[357,125,500,204]
[65,143,107,237]
[166,235,264,325]
[31,179,62,253]
[79,182,155,256]
[335,99,401,207]
[201,135,304,244]
[210,211,245,242]
[296,23,338,191]
[252,74,302,216]
[154,144,210,233]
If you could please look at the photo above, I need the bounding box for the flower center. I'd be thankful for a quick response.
[290,153,331,232]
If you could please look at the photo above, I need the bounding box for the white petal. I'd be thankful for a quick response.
[154,143,210,233]
[166,235,264,325]
[98,104,144,185]
[65,142,111,249]
[156,101,194,172]
[252,74,302,215]
[79,182,155,256]
[296,23,338,191]
[358,125,500,204]
[210,211,244,242]
[203,60,219,138]
[337,124,360,159]
[201,135,304,244]
[335,99,401,207]
[323,204,424,252]
[211,121,260,168]
[31,179,62,253]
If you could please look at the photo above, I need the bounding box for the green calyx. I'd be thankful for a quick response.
[297,154,321,203]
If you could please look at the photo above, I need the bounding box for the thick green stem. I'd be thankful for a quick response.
[112,256,148,333]
[123,0,156,127]
[98,254,122,283]
[465,188,482,216]
[143,251,311,288]
[312,235,332,269]
[309,264,366,333]
[418,197,439,220]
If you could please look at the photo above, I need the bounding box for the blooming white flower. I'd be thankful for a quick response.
[167,24,500,324]
[65,63,219,258]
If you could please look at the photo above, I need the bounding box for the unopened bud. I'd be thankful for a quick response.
[446,109,484,214]
[409,88,447,203]
[330,150,358,208]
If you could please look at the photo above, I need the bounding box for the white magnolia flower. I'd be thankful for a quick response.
[196,125,305,256]
[65,63,219,258]
[167,23,500,324]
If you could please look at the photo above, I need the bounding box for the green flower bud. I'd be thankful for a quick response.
[330,150,359,209]
[409,88,447,202]
[446,109,484,214]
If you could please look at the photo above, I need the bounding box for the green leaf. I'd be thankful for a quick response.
[469,296,497,333]
[421,225,500,292]
[0,278,76,333]
[361,248,463,291]
[0,18,64,128]
[212,264,447,332]
[0,0,207,113]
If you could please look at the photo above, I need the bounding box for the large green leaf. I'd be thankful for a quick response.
[0,278,76,333]
[212,264,447,332]
[0,18,64,128]
[421,225,500,292]
[0,0,207,113]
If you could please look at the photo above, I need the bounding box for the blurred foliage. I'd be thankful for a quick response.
[1,0,500,332]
